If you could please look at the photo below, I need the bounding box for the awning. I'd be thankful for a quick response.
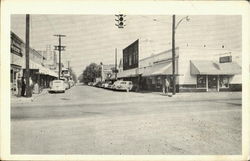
[30,61,58,77]
[117,68,139,78]
[142,62,172,77]
[190,60,241,75]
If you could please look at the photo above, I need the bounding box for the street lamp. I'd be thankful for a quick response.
[172,15,190,95]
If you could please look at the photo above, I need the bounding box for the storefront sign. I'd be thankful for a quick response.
[219,56,232,63]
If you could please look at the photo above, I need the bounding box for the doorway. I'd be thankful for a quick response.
[208,75,218,91]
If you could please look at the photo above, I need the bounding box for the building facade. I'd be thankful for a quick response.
[117,43,241,92]
[11,31,25,92]
[101,64,116,82]
[10,31,58,95]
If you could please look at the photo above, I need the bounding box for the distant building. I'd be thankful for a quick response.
[38,45,57,70]
[101,64,116,82]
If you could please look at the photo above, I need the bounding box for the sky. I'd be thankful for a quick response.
[11,15,241,76]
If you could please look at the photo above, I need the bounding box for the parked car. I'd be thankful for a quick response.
[94,81,102,87]
[69,80,74,88]
[104,82,112,88]
[113,80,133,91]
[88,82,94,86]
[64,80,70,90]
[101,83,106,88]
[49,80,65,93]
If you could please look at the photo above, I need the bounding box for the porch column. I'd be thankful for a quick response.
[217,75,220,92]
[206,75,208,92]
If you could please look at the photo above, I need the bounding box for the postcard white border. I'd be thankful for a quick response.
[1,0,249,160]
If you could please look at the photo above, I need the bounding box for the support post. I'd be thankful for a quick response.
[115,48,117,80]
[217,75,220,92]
[206,75,208,92]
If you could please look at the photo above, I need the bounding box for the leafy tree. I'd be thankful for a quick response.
[81,63,101,84]
[68,67,77,82]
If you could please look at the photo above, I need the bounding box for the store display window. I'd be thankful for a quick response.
[197,75,206,88]
[219,75,229,88]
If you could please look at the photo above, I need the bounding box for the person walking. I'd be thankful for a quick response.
[16,74,22,97]
[165,78,169,95]
[21,76,26,96]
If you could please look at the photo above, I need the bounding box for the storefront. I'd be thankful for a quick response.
[189,60,241,92]
[10,64,22,92]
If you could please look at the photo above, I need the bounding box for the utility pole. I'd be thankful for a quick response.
[54,34,66,80]
[172,15,176,95]
[115,48,117,80]
[25,14,32,97]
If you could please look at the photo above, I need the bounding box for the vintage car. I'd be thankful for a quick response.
[49,80,65,93]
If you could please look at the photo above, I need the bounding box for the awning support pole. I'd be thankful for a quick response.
[217,75,220,92]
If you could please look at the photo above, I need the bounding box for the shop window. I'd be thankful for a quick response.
[156,76,162,85]
[151,77,156,84]
[156,76,162,88]
[219,75,229,88]
[197,75,206,88]
[11,70,13,83]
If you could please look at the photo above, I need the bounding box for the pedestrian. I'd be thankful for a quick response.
[21,76,26,96]
[29,77,34,95]
[162,80,166,94]
[16,74,22,97]
[165,78,169,95]
[33,82,39,94]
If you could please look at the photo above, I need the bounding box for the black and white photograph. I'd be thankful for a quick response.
[1,0,250,160]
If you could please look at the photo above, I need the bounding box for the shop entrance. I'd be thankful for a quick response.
[208,75,218,91]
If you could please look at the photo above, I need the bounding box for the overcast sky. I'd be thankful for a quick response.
[11,15,241,76]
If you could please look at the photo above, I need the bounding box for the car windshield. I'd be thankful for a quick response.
[120,82,126,84]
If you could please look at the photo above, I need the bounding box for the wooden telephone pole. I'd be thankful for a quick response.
[25,14,32,97]
[54,34,66,79]
[172,15,176,95]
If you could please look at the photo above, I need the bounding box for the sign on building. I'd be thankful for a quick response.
[123,39,139,70]
[219,56,232,63]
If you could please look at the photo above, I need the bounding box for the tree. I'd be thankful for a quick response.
[68,67,77,82]
[81,63,101,84]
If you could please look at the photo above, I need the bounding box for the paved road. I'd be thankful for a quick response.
[11,84,242,155]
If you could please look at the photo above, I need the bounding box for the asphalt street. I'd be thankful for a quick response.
[11,84,242,155]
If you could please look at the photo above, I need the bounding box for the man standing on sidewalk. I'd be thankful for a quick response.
[165,78,169,95]
[21,76,26,96]
[16,74,22,97]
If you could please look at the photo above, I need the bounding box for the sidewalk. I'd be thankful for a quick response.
[11,88,49,104]
[145,91,242,101]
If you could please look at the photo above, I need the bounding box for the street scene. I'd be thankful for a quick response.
[10,15,242,154]
[12,84,241,154]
